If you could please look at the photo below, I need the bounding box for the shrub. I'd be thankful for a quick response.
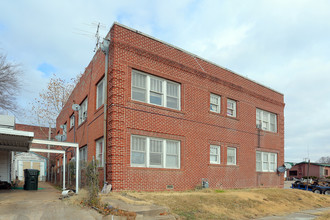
[85,159,100,206]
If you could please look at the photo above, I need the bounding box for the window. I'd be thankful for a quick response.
[62,123,67,136]
[289,170,297,176]
[227,99,237,117]
[57,159,60,173]
[78,98,88,125]
[256,109,277,132]
[70,114,75,129]
[227,147,236,165]
[131,135,180,169]
[95,138,104,167]
[210,145,220,164]
[325,169,329,176]
[131,70,180,110]
[96,77,105,109]
[210,94,221,113]
[256,151,277,172]
[79,145,88,164]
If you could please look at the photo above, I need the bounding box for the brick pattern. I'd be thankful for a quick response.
[56,23,285,191]
[15,124,55,159]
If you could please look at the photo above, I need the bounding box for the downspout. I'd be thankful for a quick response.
[101,38,110,185]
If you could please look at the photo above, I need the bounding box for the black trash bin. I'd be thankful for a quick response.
[24,169,40,190]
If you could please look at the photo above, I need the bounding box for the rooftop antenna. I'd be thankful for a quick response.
[72,21,107,52]
[94,22,101,52]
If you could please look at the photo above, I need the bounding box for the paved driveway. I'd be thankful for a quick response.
[0,182,103,220]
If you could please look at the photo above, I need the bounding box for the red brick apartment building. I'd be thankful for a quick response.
[56,22,285,191]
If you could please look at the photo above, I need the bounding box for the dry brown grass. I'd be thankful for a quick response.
[106,188,330,220]
[64,188,88,206]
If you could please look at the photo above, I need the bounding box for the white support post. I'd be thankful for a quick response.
[76,146,79,194]
[29,141,79,194]
[63,153,66,190]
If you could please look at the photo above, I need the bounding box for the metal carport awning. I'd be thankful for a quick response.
[0,128,80,193]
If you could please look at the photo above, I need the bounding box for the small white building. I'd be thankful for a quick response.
[13,152,47,181]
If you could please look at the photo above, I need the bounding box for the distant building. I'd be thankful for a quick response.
[56,22,285,191]
[287,162,330,179]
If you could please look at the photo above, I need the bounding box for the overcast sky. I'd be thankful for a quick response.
[1,0,329,163]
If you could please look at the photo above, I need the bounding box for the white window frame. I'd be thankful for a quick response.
[210,94,221,113]
[256,151,277,172]
[256,108,277,132]
[227,147,236,165]
[210,145,220,164]
[131,70,181,110]
[95,137,104,167]
[78,98,88,125]
[131,135,180,169]
[96,77,105,109]
[70,114,75,129]
[227,99,237,117]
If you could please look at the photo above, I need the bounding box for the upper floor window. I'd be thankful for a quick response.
[256,151,277,172]
[227,147,236,165]
[256,109,277,132]
[96,137,104,167]
[210,94,221,113]
[62,123,67,136]
[131,135,180,169]
[78,98,88,125]
[227,99,237,117]
[70,114,75,129]
[131,70,180,110]
[210,145,220,164]
[96,77,105,109]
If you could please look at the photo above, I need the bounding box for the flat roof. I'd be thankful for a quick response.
[0,127,34,152]
[110,22,283,95]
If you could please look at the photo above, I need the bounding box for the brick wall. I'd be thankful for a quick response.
[56,23,285,191]
[15,124,55,159]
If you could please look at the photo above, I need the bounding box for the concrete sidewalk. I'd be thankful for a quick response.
[0,182,103,220]
[257,207,330,220]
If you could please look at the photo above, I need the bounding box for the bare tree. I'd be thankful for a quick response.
[0,53,21,113]
[317,156,330,164]
[31,73,81,127]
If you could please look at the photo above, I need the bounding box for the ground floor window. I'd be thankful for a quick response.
[289,170,297,176]
[227,147,236,165]
[96,138,104,167]
[131,135,180,169]
[79,145,88,167]
[210,145,220,164]
[256,151,277,172]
